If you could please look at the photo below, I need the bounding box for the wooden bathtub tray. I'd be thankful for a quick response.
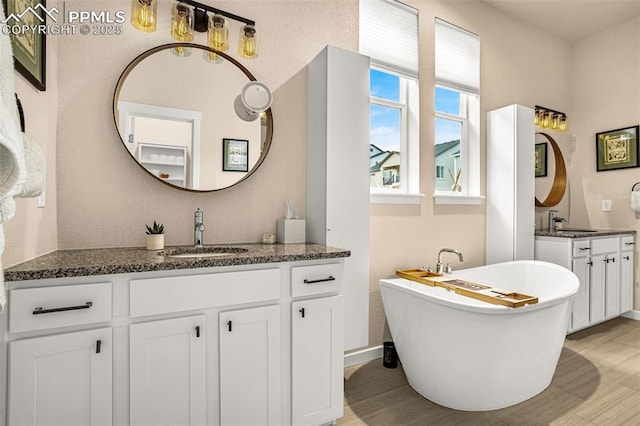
[395,269,538,308]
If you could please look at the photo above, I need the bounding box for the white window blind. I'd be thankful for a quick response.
[435,18,480,95]
[359,0,419,79]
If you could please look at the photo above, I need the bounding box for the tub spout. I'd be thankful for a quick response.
[437,248,463,274]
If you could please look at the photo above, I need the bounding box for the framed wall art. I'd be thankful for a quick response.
[535,142,547,177]
[3,0,47,91]
[222,138,249,172]
[595,125,639,172]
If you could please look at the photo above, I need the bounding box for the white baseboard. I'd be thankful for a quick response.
[623,310,640,321]
[344,345,383,368]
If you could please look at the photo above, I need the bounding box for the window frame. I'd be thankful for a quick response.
[369,66,421,204]
[433,88,483,205]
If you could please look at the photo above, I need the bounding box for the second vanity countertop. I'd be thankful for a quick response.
[535,228,636,239]
[4,243,351,282]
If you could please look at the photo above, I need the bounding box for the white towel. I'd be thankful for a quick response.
[0,3,26,312]
[631,191,640,213]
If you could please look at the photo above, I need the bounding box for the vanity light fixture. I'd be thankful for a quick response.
[131,0,258,59]
[535,105,568,132]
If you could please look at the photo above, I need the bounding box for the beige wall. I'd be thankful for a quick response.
[368,0,572,346]
[568,16,640,307]
[3,5,59,267]
[4,0,638,351]
[51,0,357,251]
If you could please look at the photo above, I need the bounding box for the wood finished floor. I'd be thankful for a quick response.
[338,317,640,425]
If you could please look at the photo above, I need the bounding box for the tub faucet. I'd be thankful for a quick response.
[194,208,205,248]
[437,248,463,274]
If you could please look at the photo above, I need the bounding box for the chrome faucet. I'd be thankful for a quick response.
[548,209,558,231]
[437,248,464,274]
[194,208,205,248]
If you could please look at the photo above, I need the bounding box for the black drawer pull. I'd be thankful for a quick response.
[303,276,335,284]
[96,339,102,354]
[227,321,232,332]
[625,242,636,246]
[578,247,590,252]
[195,325,201,338]
[33,301,93,315]
[300,308,305,318]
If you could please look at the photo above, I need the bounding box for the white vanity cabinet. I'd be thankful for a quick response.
[129,315,206,426]
[535,233,634,333]
[7,282,114,426]
[219,305,282,425]
[9,328,113,426]
[3,256,346,426]
[621,236,636,313]
[290,263,344,426]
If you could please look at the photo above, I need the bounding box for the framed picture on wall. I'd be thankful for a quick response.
[595,125,640,172]
[3,0,47,91]
[535,142,547,177]
[222,138,249,172]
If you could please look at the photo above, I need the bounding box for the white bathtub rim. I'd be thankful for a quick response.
[381,260,578,315]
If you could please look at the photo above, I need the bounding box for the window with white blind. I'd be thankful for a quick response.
[434,18,482,205]
[360,0,421,204]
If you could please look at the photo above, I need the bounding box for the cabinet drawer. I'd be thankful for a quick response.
[291,263,342,298]
[130,268,281,317]
[591,237,619,255]
[572,240,591,258]
[9,283,112,333]
[621,235,635,251]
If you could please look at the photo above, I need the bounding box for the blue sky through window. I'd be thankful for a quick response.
[435,87,462,145]
[370,69,401,153]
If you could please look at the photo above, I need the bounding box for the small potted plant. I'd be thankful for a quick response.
[145,221,165,250]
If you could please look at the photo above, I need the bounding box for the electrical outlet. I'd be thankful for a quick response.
[36,191,45,208]
[602,199,612,212]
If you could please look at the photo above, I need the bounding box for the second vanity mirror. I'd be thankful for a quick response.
[113,43,273,192]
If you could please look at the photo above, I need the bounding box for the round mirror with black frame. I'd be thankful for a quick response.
[113,43,273,192]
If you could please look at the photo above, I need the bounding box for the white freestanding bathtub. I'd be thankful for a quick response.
[380,260,579,411]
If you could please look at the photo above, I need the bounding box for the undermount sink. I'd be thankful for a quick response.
[160,246,249,259]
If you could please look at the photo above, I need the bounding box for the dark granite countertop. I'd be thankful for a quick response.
[4,243,351,282]
[535,228,636,239]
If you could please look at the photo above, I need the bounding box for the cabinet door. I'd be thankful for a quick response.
[219,305,282,426]
[9,328,112,426]
[590,253,606,324]
[604,253,620,319]
[571,257,591,332]
[621,248,634,313]
[130,315,206,426]
[292,295,343,426]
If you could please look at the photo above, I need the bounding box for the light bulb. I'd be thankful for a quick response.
[171,3,194,42]
[542,112,551,128]
[551,114,559,130]
[131,0,157,32]
[559,115,568,132]
[238,25,258,59]
[208,14,229,51]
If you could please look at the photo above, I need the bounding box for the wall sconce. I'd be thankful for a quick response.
[234,82,272,122]
[130,0,258,59]
[535,105,568,132]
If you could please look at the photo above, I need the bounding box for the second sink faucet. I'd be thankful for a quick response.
[194,208,205,248]
[437,248,464,274]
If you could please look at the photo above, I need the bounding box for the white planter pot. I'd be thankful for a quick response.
[146,234,164,250]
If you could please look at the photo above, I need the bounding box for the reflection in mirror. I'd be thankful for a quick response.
[113,43,273,191]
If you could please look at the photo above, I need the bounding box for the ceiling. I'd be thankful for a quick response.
[483,0,640,42]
